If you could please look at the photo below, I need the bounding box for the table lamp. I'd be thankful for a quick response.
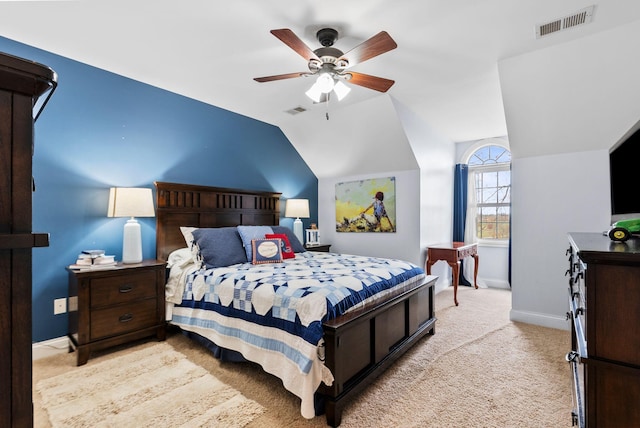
[285,198,309,244]
[107,187,155,263]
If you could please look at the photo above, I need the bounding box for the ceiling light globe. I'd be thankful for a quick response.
[316,73,335,93]
[305,83,322,102]
[333,81,351,101]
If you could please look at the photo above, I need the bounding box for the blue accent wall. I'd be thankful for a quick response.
[0,37,318,342]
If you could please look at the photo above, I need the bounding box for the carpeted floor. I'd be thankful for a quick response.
[33,286,574,427]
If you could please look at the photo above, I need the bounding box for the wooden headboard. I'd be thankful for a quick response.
[154,181,282,261]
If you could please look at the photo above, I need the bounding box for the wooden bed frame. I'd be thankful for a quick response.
[154,181,437,427]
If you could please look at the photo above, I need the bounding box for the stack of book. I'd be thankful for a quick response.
[68,250,117,270]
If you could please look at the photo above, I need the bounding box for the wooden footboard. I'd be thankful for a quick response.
[319,276,437,427]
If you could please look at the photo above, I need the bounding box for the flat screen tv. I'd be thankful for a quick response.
[610,123,640,223]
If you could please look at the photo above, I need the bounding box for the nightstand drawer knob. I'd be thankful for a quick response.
[118,313,134,323]
[119,284,134,293]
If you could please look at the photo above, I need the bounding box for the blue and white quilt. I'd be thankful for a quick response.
[166,250,426,419]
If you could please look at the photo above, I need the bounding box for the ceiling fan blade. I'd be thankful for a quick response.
[270,29,320,62]
[254,72,311,83]
[347,72,395,92]
[338,31,397,68]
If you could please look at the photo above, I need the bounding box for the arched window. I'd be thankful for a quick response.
[465,141,511,241]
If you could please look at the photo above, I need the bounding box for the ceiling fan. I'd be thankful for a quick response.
[254,28,398,101]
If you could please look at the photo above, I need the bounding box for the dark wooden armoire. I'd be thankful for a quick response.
[0,52,57,427]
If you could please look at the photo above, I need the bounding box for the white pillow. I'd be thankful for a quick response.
[180,226,197,246]
[167,247,196,269]
[165,247,198,304]
[180,226,201,267]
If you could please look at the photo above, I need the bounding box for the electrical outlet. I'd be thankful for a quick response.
[54,298,67,315]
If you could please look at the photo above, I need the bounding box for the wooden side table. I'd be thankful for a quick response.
[67,259,166,365]
[426,242,478,306]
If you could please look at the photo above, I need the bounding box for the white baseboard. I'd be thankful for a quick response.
[483,278,510,289]
[433,278,510,294]
[433,281,450,295]
[510,309,569,331]
[33,336,69,360]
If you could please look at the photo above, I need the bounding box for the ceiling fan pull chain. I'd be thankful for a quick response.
[326,92,330,120]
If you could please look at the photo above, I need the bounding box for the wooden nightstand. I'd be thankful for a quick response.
[304,244,332,252]
[67,259,166,365]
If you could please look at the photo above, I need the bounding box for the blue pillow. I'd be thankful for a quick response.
[271,226,306,253]
[191,227,248,269]
[237,225,274,261]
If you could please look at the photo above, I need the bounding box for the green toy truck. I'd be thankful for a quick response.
[608,218,640,242]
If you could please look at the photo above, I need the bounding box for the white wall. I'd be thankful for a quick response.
[510,150,609,329]
[473,245,510,289]
[393,98,455,292]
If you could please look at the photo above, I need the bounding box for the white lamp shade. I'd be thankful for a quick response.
[107,187,155,264]
[107,187,155,218]
[285,199,310,219]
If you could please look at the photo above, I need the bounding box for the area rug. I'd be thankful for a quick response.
[35,342,264,428]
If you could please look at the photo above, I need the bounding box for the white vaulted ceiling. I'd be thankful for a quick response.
[1,1,640,176]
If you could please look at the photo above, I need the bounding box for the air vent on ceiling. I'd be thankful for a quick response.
[536,5,595,39]
[285,106,307,115]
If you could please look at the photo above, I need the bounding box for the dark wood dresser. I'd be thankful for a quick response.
[0,52,56,427]
[566,232,640,427]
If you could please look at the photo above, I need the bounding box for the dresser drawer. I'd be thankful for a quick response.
[90,270,157,308]
[90,298,157,340]
[586,359,640,427]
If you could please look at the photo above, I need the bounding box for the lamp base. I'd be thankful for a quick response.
[122,218,142,264]
[293,217,304,245]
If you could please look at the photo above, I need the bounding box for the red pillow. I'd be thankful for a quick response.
[265,233,295,259]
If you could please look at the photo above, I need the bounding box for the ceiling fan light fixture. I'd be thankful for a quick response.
[333,81,351,101]
[315,73,335,93]
[255,28,398,98]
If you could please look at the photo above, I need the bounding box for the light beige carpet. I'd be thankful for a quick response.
[35,342,264,427]
[33,286,573,427]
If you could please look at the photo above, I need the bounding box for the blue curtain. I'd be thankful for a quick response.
[508,163,512,287]
[453,164,471,286]
[453,164,468,241]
